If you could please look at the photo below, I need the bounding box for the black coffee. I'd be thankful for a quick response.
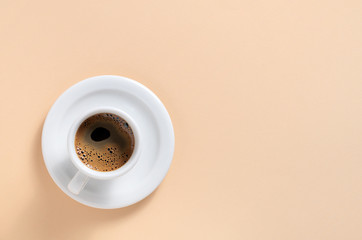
[74,113,135,172]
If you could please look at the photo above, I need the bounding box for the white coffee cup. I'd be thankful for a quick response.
[67,107,142,195]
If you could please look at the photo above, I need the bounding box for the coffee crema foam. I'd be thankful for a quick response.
[74,113,135,172]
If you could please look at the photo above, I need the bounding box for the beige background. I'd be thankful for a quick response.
[0,0,361,239]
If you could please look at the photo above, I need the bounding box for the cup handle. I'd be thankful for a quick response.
[68,171,89,195]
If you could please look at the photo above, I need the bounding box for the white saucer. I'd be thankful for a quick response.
[42,75,175,209]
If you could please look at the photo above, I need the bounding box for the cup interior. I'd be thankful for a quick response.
[68,107,141,180]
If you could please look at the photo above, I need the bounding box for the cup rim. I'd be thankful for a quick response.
[67,106,141,180]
